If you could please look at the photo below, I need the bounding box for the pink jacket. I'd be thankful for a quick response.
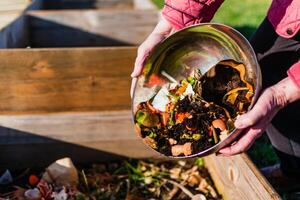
[162,0,300,89]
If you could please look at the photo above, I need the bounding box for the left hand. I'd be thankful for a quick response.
[218,77,300,156]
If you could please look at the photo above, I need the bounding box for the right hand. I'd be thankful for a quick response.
[130,17,174,97]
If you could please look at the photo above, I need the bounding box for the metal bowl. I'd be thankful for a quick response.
[132,23,262,158]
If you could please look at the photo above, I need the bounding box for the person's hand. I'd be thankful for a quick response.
[218,77,300,156]
[130,17,174,97]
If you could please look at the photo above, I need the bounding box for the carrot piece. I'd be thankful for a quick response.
[147,74,167,86]
[175,112,191,124]
[161,112,169,126]
[175,83,188,96]
[208,126,213,137]
[29,174,39,186]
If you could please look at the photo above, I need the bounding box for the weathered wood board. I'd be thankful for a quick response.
[27,9,159,47]
[0,47,150,167]
[0,47,136,114]
[205,154,281,200]
[0,111,158,168]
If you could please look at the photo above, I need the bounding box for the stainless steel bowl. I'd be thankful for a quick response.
[132,23,262,158]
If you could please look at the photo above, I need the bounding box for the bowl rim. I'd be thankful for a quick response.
[131,22,262,158]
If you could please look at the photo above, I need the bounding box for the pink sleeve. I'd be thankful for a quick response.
[162,0,225,30]
[288,61,300,89]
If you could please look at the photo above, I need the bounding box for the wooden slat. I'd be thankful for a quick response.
[0,110,158,169]
[0,0,31,12]
[27,9,159,47]
[0,47,136,114]
[204,154,281,200]
[0,111,136,144]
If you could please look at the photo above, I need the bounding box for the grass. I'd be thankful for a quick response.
[151,0,279,168]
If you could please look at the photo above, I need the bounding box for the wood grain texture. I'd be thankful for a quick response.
[27,9,159,47]
[0,111,136,143]
[204,154,281,200]
[0,110,159,169]
[0,47,136,114]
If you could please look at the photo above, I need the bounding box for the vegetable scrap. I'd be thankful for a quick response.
[0,157,222,200]
[135,60,254,157]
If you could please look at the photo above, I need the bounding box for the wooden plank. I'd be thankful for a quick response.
[0,47,136,114]
[0,111,137,144]
[0,0,31,12]
[204,154,281,200]
[0,110,158,169]
[27,9,159,47]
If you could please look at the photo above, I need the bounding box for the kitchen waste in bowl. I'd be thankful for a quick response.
[132,23,261,158]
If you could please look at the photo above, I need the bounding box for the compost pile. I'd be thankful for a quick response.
[0,158,222,200]
[135,60,254,157]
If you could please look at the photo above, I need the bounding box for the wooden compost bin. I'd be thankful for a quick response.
[0,47,280,200]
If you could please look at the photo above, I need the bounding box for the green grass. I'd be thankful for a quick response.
[152,0,164,9]
[151,0,279,168]
[212,0,271,38]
